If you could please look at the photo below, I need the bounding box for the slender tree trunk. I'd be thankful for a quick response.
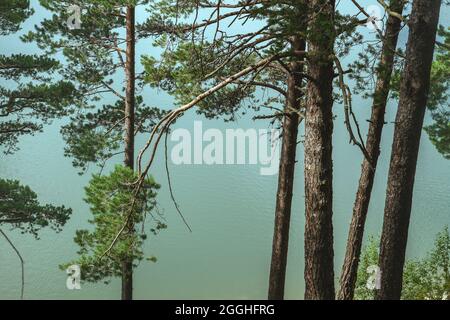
[121,259,133,300]
[338,0,405,300]
[304,0,336,300]
[376,0,441,300]
[268,37,305,300]
[122,5,136,301]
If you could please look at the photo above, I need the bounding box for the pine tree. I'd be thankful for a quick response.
[25,0,165,299]
[339,0,407,300]
[141,0,370,300]
[145,1,312,299]
[377,0,442,300]
[141,1,308,300]
[303,0,336,300]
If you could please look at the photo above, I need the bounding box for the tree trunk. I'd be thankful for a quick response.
[376,0,441,300]
[121,260,133,300]
[268,37,305,300]
[338,0,405,300]
[124,6,135,171]
[122,5,136,301]
[304,0,336,300]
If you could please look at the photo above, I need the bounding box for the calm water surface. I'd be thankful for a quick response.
[0,2,449,300]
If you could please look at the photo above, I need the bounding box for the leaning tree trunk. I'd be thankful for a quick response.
[268,37,305,300]
[338,0,405,300]
[122,5,136,301]
[304,0,336,300]
[376,0,442,300]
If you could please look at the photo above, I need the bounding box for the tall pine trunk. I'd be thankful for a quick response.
[268,37,305,300]
[376,0,441,300]
[122,5,136,301]
[338,0,405,300]
[304,0,336,300]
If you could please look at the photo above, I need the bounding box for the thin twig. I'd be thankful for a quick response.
[0,228,24,299]
[164,130,192,232]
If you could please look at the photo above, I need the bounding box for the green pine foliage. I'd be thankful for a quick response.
[61,165,166,283]
[0,0,73,239]
[140,1,298,122]
[0,1,76,154]
[140,1,366,125]
[0,0,33,35]
[0,179,71,237]
[23,0,164,173]
[390,26,450,160]
[425,26,450,160]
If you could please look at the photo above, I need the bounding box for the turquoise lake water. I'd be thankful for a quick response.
[0,1,449,299]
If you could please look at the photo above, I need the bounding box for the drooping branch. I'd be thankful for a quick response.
[164,130,192,233]
[0,229,24,299]
[137,53,286,176]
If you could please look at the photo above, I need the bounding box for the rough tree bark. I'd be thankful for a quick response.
[376,0,442,300]
[338,0,405,300]
[304,0,336,300]
[122,5,136,301]
[268,36,305,300]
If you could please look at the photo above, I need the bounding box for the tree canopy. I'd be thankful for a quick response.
[0,178,71,237]
[0,0,76,154]
[23,0,165,172]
